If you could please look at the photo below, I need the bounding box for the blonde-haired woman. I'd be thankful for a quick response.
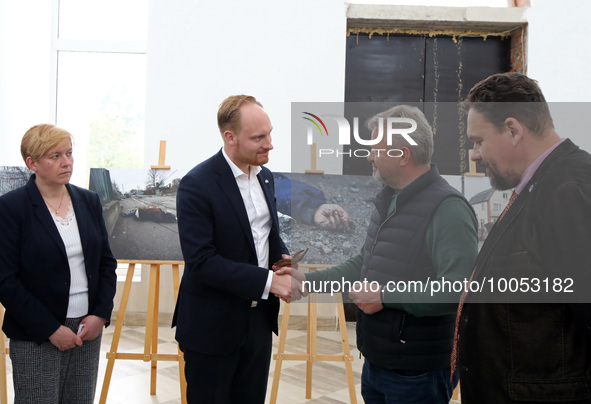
[0,124,117,403]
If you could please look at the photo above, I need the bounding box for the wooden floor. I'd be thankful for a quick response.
[2,323,461,403]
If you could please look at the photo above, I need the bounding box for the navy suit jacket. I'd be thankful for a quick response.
[0,175,117,344]
[173,150,288,354]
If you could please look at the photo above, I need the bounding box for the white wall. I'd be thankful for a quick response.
[3,1,591,171]
[526,0,591,103]
[0,0,53,167]
[142,0,591,173]
[525,0,591,153]
[144,0,347,174]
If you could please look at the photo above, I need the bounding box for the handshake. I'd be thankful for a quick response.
[269,249,309,303]
[268,248,385,315]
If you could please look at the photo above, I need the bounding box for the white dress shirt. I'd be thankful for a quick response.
[222,148,274,299]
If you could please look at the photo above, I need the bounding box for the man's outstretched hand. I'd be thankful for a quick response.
[272,262,308,302]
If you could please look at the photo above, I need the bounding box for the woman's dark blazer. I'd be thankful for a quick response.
[0,174,117,344]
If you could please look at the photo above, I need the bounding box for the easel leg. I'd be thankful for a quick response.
[336,294,357,404]
[452,382,460,400]
[172,265,187,404]
[0,305,7,404]
[99,263,136,404]
[145,264,160,395]
[269,301,291,404]
[151,265,161,395]
[306,294,317,399]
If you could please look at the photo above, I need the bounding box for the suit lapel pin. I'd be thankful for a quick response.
[265,179,269,184]
[528,183,535,192]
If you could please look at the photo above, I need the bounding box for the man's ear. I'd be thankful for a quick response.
[505,117,524,146]
[398,146,412,166]
[224,130,236,146]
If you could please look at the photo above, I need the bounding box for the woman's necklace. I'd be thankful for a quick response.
[44,187,66,215]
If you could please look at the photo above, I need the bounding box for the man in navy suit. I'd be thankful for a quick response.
[173,95,298,403]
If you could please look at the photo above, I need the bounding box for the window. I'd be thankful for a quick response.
[493,203,502,211]
[53,0,148,281]
[52,0,148,186]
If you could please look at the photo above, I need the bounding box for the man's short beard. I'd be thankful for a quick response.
[490,175,512,190]
[488,168,518,191]
[372,169,386,185]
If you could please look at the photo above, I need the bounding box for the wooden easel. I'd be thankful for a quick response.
[305,143,324,175]
[100,141,186,403]
[0,305,8,404]
[151,140,171,170]
[269,264,357,404]
[99,260,187,404]
[465,149,485,177]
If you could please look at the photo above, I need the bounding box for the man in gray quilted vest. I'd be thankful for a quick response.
[280,105,478,404]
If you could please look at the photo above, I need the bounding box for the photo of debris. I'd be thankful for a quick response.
[0,166,31,196]
[89,167,185,261]
[88,167,380,263]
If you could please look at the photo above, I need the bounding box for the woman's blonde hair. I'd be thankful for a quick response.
[20,124,73,163]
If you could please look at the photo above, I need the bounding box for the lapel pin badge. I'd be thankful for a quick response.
[265,179,269,184]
